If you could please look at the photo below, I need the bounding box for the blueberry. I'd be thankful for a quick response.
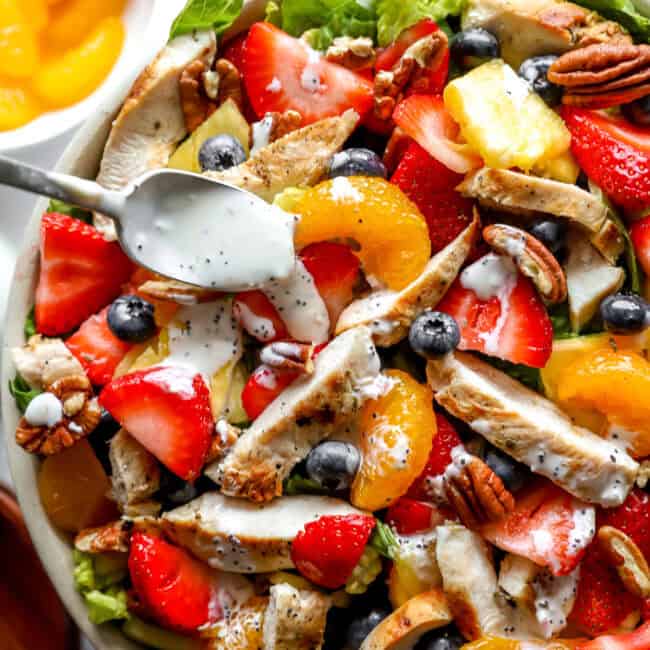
[622,95,650,127]
[107,295,156,343]
[409,311,460,360]
[88,409,120,474]
[528,218,567,258]
[158,469,214,509]
[198,134,246,172]
[600,292,650,334]
[484,446,528,493]
[329,148,387,179]
[518,56,563,106]
[344,609,389,649]
[306,440,360,491]
[450,29,500,69]
[414,625,464,650]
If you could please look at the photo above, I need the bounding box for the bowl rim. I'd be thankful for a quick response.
[1,3,267,647]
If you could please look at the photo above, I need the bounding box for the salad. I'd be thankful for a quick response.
[8,0,650,648]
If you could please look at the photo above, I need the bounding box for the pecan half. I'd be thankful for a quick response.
[326,36,376,71]
[214,58,244,112]
[75,520,132,554]
[599,526,650,598]
[445,453,516,529]
[374,31,448,121]
[259,341,316,374]
[483,224,567,304]
[180,59,215,133]
[549,42,650,109]
[137,279,221,305]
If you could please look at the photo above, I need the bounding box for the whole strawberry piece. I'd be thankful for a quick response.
[36,212,133,336]
[100,366,213,481]
[407,412,463,500]
[562,107,650,211]
[291,514,376,589]
[129,532,223,634]
[630,215,650,277]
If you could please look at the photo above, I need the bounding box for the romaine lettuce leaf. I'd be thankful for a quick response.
[280,0,377,50]
[170,0,243,39]
[572,0,650,41]
[376,0,465,46]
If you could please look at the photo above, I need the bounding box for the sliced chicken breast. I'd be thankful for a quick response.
[336,215,479,346]
[427,352,638,507]
[263,583,331,650]
[157,492,363,573]
[95,30,217,238]
[457,168,624,263]
[209,326,382,502]
[205,109,359,202]
[12,335,84,389]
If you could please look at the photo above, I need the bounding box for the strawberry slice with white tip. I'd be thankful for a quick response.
[100,366,213,480]
[437,254,553,368]
[393,95,481,174]
[233,290,288,343]
[242,22,374,124]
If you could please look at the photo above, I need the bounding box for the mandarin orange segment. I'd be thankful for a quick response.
[38,440,117,533]
[351,369,435,511]
[46,0,125,51]
[460,639,582,649]
[557,348,650,457]
[0,85,41,130]
[0,0,40,79]
[32,16,124,108]
[294,177,431,291]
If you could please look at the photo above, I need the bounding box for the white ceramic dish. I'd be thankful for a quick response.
[0,0,156,152]
[2,2,267,647]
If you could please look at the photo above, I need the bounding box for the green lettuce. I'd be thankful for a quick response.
[8,374,42,413]
[280,0,377,50]
[369,520,399,559]
[24,307,36,339]
[376,0,465,46]
[572,0,650,41]
[170,0,244,39]
[47,199,92,224]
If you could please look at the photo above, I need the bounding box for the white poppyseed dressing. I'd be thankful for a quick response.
[233,300,276,342]
[395,529,441,587]
[122,177,296,291]
[251,114,275,156]
[262,259,330,343]
[163,299,242,382]
[24,392,63,428]
[532,567,579,639]
[461,253,518,355]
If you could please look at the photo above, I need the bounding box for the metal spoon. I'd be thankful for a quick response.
[0,155,296,290]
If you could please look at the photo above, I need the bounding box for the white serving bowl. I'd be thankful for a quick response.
[1,2,267,647]
[0,0,157,152]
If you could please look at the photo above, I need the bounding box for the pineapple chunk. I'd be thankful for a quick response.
[444,60,570,171]
[533,150,580,184]
[168,99,250,173]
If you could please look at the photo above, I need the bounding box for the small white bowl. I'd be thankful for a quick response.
[0,0,158,152]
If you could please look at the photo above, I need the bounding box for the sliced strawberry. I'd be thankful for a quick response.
[437,260,553,368]
[562,107,650,211]
[598,488,650,560]
[242,22,374,124]
[630,215,650,276]
[241,364,300,421]
[300,242,360,324]
[481,480,595,576]
[129,532,223,634]
[577,622,650,650]
[407,412,463,501]
[386,498,455,535]
[65,307,133,386]
[393,95,481,174]
[291,514,376,589]
[391,141,474,253]
[100,366,213,480]
[233,290,288,342]
[376,19,449,96]
[35,212,133,336]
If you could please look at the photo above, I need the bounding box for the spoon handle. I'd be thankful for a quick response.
[0,154,124,220]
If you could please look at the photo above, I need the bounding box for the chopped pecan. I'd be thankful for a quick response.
[444,453,515,529]
[215,58,244,112]
[75,520,132,554]
[599,526,650,598]
[253,111,303,152]
[259,341,316,374]
[326,36,375,71]
[374,31,448,121]
[180,59,215,133]
[549,42,650,109]
[483,224,567,304]
[137,279,221,305]
[48,374,93,416]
